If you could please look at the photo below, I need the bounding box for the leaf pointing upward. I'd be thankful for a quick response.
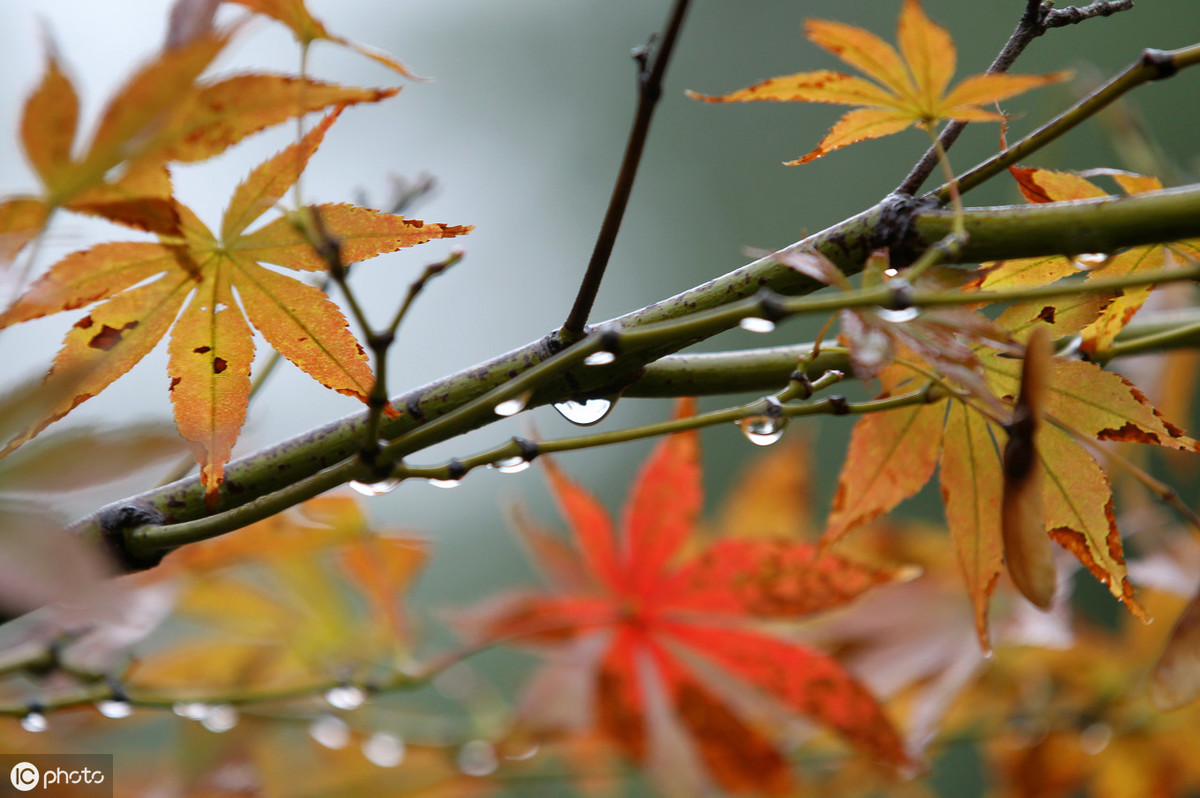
[0,109,471,502]
[689,0,1067,164]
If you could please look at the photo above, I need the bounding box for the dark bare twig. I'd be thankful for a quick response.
[562,0,692,337]
[895,0,1134,196]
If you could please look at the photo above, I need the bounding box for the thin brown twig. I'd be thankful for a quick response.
[562,0,693,337]
[896,0,1134,196]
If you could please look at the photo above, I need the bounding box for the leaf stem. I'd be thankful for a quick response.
[943,42,1200,200]
[561,0,692,337]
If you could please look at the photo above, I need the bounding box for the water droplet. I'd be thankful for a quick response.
[739,317,776,334]
[738,415,785,446]
[350,479,398,496]
[1073,252,1110,270]
[428,477,461,489]
[876,307,919,323]
[1078,722,1112,755]
[502,740,540,762]
[20,712,47,733]
[457,740,499,777]
[173,702,210,721]
[309,715,351,750]
[363,732,406,768]
[884,268,899,278]
[493,392,531,417]
[553,398,613,426]
[201,704,238,733]
[492,456,531,474]
[584,351,616,366]
[96,700,133,719]
[325,685,365,711]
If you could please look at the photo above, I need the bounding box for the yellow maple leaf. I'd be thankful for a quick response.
[689,0,1068,164]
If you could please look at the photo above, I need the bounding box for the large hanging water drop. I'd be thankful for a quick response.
[363,732,406,768]
[492,456,531,474]
[20,712,47,732]
[350,479,399,496]
[428,477,462,489]
[309,715,351,750]
[325,685,365,711]
[457,740,499,777]
[739,416,785,446]
[553,398,613,426]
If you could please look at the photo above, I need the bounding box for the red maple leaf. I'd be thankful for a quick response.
[454,400,912,794]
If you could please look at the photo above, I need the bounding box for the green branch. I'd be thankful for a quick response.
[76,182,1200,567]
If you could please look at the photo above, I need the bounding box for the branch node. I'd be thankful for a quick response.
[756,289,790,323]
[597,323,622,354]
[94,501,169,572]
[515,436,541,462]
[405,395,427,423]
[828,395,851,416]
[446,458,467,481]
[1140,48,1178,80]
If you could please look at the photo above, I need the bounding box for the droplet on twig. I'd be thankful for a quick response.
[350,479,398,496]
[309,715,351,750]
[20,712,47,733]
[492,456,531,474]
[457,739,499,777]
[325,685,365,711]
[96,700,133,719]
[553,398,613,426]
[363,731,406,768]
[739,317,776,334]
[584,351,616,366]
[201,705,238,733]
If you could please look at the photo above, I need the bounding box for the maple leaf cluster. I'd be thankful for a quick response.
[0,2,470,501]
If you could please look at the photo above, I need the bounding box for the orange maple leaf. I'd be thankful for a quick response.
[824,300,1198,646]
[453,400,912,795]
[0,109,471,502]
[689,0,1067,164]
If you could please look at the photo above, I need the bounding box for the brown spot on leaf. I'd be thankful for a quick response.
[1097,422,1160,445]
[88,321,139,350]
[1036,306,1056,324]
[212,357,227,374]
[193,345,212,354]
[73,315,94,329]
[169,377,181,391]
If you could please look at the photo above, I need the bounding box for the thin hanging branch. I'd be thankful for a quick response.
[561,0,692,337]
